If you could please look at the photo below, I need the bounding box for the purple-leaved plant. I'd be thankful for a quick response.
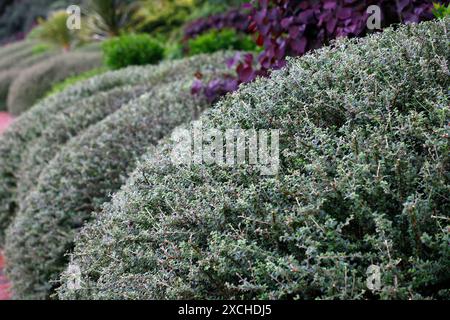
[193,0,448,102]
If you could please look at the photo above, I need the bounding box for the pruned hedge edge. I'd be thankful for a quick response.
[55,19,450,300]
[0,51,234,244]
[5,55,234,299]
[7,52,103,115]
[16,85,149,201]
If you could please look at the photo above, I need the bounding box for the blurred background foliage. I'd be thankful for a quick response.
[33,11,78,52]
[0,0,253,113]
[135,0,196,38]
[0,0,81,44]
[3,0,443,114]
[1,0,253,53]
[0,0,249,44]
[83,0,139,39]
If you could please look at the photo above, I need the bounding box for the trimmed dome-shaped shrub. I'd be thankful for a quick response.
[13,51,58,70]
[0,52,56,110]
[16,85,149,201]
[0,52,59,110]
[0,41,38,72]
[0,51,233,244]
[7,52,103,115]
[5,65,232,298]
[0,69,19,111]
[58,19,449,300]
[0,41,36,58]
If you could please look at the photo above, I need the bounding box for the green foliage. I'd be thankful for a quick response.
[13,52,58,70]
[0,53,234,247]
[0,42,38,72]
[102,34,164,69]
[187,0,248,20]
[34,11,77,51]
[188,29,257,56]
[45,67,107,98]
[433,3,450,19]
[4,52,235,299]
[0,41,36,60]
[53,19,450,300]
[0,58,209,244]
[135,0,196,36]
[17,85,148,202]
[7,52,102,115]
[84,0,138,38]
[76,41,103,53]
[0,0,80,44]
[164,41,184,60]
[0,41,59,109]
[31,44,51,55]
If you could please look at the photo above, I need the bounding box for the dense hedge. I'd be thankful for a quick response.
[13,51,57,70]
[0,40,33,57]
[0,50,57,110]
[43,67,107,98]
[0,41,32,58]
[195,0,448,102]
[7,52,103,115]
[57,19,449,300]
[188,28,257,56]
[0,41,55,75]
[0,69,19,111]
[184,7,251,39]
[0,41,57,72]
[3,54,233,299]
[0,40,55,102]
[76,42,103,53]
[16,85,149,202]
[0,51,233,244]
[0,41,37,71]
[7,77,219,299]
[0,0,80,44]
[102,34,164,70]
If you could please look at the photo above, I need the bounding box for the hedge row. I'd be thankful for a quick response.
[0,41,37,71]
[13,51,57,70]
[56,19,449,300]
[0,41,36,57]
[16,85,149,202]
[76,42,103,53]
[7,52,103,115]
[6,73,224,299]
[0,51,232,244]
[0,69,19,111]
[0,40,57,110]
[0,52,60,110]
